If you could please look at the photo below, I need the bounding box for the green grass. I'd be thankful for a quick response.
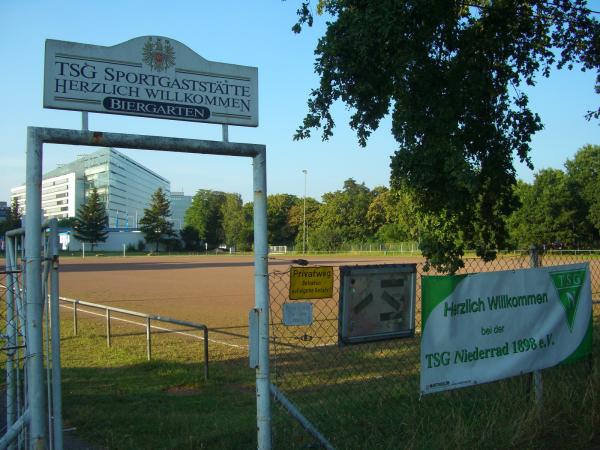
[57,313,600,449]
[60,317,257,449]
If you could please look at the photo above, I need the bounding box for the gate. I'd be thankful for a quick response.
[4,126,268,449]
[2,221,62,449]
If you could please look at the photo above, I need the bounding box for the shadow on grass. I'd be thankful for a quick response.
[60,346,600,450]
[57,312,600,449]
[61,357,258,450]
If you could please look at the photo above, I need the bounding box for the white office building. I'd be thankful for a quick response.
[11,148,170,229]
[11,172,82,222]
[170,192,193,230]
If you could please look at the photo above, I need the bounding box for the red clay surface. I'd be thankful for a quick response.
[57,254,424,328]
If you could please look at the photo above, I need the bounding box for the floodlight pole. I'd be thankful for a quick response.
[302,169,307,254]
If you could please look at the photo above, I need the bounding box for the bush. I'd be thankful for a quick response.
[164,237,182,252]
[136,240,146,252]
[308,226,344,251]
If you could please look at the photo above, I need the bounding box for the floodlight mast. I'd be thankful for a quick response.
[302,169,307,254]
[24,127,271,449]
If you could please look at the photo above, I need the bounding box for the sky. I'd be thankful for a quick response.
[0,1,598,204]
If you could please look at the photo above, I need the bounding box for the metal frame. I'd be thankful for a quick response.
[270,384,334,450]
[338,264,417,345]
[22,126,271,449]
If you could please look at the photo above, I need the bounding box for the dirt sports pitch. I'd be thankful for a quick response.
[58,254,423,334]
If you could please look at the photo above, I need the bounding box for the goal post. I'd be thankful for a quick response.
[268,245,288,254]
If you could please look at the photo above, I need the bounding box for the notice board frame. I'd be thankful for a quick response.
[338,264,417,345]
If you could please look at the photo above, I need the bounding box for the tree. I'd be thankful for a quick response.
[293,1,599,272]
[180,225,201,251]
[0,198,22,236]
[57,217,78,228]
[366,186,421,242]
[565,144,600,234]
[505,180,534,249]
[288,197,322,250]
[185,190,226,248]
[267,194,300,245]
[8,198,22,230]
[240,202,255,251]
[507,170,592,248]
[317,179,374,243]
[308,225,344,251]
[73,188,108,251]
[221,193,253,251]
[139,188,175,253]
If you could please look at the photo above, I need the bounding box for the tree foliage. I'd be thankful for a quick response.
[185,190,226,248]
[0,197,23,236]
[565,144,600,231]
[139,187,175,253]
[222,193,253,251]
[505,180,534,248]
[366,185,421,242]
[7,198,22,230]
[320,179,373,241]
[507,144,600,249]
[73,188,108,251]
[293,0,599,272]
[57,217,78,228]
[314,179,375,245]
[289,197,322,250]
[267,194,300,245]
[185,190,253,250]
[180,225,201,251]
[507,170,591,248]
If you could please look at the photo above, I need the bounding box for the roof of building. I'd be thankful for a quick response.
[43,147,169,184]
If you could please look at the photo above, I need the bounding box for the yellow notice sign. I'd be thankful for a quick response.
[289,266,334,300]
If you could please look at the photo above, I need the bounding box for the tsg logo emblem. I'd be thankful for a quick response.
[142,37,175,72]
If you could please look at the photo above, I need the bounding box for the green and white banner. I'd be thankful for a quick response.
[421,263,592,395]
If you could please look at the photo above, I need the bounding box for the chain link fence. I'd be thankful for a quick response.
[269,251,600,449]
[1,224,65,450]
[1,237,32,449]
[0,267,28,446]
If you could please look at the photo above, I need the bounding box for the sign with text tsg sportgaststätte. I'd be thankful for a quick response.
[44,36,258,126]
[421,263,592,395]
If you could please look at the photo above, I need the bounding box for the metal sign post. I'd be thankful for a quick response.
[252,149,271,449]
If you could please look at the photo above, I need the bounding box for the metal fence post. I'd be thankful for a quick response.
[49,220,63,450]
[106,310,111,347]
[5,236,17,450]
[253,148,271,450]
[146,318,152,361]
[529,245,543,413]
[73,301,78,336]
[203,327,209,381]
